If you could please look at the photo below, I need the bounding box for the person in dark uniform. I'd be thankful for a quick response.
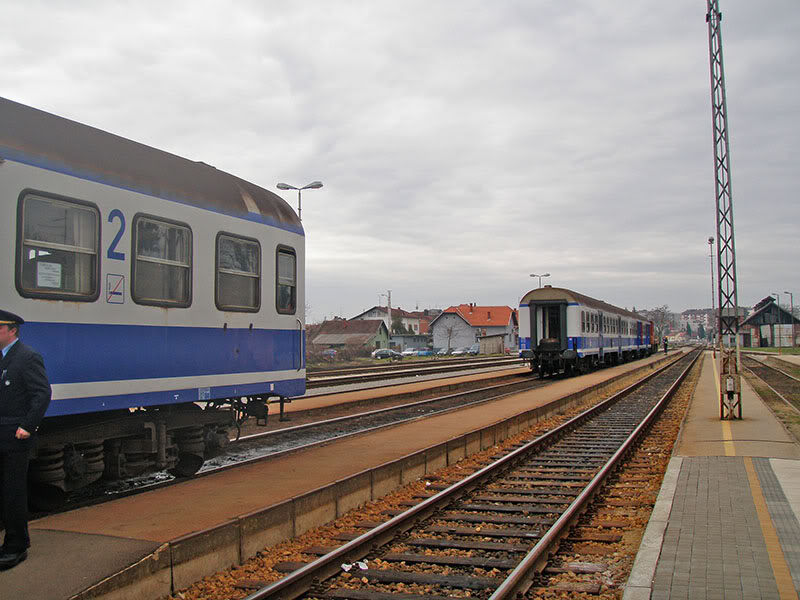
[0,310,51,569]
[663,336,669,355]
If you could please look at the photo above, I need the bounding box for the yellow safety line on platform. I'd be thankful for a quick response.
[744,457,799,600]
[711,353,736,456]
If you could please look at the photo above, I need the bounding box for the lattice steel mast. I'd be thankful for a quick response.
[706,0,742,419]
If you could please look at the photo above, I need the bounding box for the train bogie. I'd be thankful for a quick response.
[1,98,305,495]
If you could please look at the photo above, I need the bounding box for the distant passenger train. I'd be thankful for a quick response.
[0,97,305,496]
[518,287,655,376]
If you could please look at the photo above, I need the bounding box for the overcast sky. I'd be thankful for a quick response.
[3,1,797,322]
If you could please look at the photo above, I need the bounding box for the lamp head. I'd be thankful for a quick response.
[303,181,323,190]
[276,183,295,190]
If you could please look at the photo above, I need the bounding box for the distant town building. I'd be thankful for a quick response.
[311,319,389,351]
[429,304,518,352]
[740,297,798,348]
[680,308,713,333]
[350,306,438,335]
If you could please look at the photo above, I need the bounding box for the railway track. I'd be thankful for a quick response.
[238,350,700,600]
[742,355,800,413]
[307,357,524,389]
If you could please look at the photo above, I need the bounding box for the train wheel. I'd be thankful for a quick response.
[169,452,204,478]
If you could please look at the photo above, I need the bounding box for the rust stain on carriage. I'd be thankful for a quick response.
[0,97,300,230]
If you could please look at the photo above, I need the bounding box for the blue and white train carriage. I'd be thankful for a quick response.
[519,286,654,376]
[0,97,305,493]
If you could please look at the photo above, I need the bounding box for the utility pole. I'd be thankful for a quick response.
[381,290,393,345]
[706,0,742,419]
[708,237,716,357]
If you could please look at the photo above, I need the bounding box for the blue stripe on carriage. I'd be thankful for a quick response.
[22,321,305,384]
[45,377,306,417]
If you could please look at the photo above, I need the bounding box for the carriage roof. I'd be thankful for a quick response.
[520,287,648,321]
[0,97,302,234]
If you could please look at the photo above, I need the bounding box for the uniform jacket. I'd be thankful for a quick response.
[0,340,52,435]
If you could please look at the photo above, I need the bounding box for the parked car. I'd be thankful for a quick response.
[416,349,434,357]
[322,349,337,358]
[451,347,469,356]
[468,343,480,355]
[401,348,419,357]
[372,348,403,360]
[436,347,451,356]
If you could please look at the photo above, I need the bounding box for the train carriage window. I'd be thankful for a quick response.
[132,215,192,307]
[276,246,296,314]
[216,234,260,312]
[17,193,99,300]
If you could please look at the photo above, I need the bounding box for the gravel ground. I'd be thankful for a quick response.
[163,366,683,600]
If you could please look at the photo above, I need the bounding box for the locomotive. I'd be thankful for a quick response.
[518,286,654,376]
[0,97,305,499]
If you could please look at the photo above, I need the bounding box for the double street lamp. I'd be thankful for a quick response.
[530,273,550,288]
[276,181,323,221]
[773,293,782,348]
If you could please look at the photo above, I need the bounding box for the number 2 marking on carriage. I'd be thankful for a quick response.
[107,209,126,260]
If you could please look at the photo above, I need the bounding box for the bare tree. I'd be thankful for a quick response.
[648,305,672,341]
[436,316,471,352]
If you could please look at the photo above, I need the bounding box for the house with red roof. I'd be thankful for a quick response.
[429,304,518,353]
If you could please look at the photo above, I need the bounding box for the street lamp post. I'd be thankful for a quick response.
[529,273,550,288]
[276,181,323,221]
[708,237,716,354]
[772,293,781,349]
[785,291,795,348]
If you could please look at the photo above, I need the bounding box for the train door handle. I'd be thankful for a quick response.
[296,319,304,371]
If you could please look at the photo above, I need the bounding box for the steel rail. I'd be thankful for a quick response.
[742,357,800,417]
[239,351,695,600]
[489,349,700,599]
[310,355,521,377]
[307,357,525,388]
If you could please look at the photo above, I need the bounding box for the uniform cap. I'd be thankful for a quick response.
[0,310,24,325]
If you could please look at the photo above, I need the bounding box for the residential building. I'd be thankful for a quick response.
[310,319,389,351]
[351,306,437,342]
[680,309,713,334]
[429,304,518,352]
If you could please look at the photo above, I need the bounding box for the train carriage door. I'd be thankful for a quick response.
[598,311,604,360]
[543,304,567,349]
[637,321,642,347]
[531,302,567,350]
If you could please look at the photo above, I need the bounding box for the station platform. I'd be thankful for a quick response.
[0,353,669,600]
[625,351,800,600]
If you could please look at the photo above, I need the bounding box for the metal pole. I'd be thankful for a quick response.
[787,292,795,348]
[707,0,742,419]
[708,237,716,356]
[297,189,302,221]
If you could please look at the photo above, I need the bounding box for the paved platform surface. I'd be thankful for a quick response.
[625,351,800,600]
[0,353,666,600]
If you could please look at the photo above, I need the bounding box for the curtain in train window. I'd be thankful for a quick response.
[19,194,98,298]
[133,216,192,306]
[217,235,260,311]
[276,248,296,314]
